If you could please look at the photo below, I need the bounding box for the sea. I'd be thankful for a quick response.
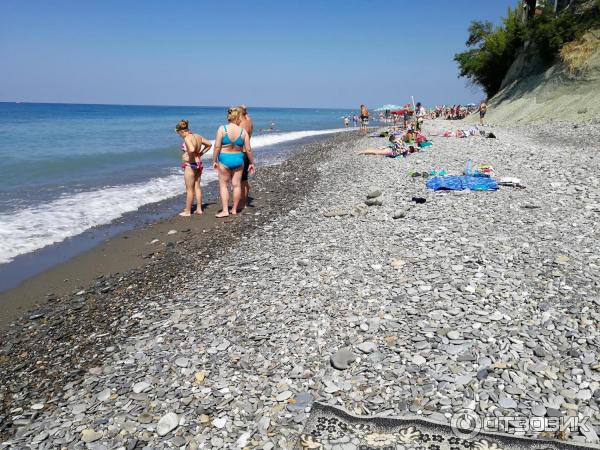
[0,103,355,288]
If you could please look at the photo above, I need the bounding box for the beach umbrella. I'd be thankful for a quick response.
[374,104,402,111]
[391,109,409,115]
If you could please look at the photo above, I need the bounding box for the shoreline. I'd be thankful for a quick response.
[0,132,346,328]
[0,131,358,441]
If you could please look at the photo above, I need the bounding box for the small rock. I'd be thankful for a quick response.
[447,331,460,340]
[157,412,179,436]
[167,230,177,235]
[365,198,383,206]
[357,342,377,354]
[213,417,227,429]
[96,389,111,402]
[194,371,206,384]
[132,382,151,394]
[174,357,189,368]
[392,209,407,219]
[331,348,357,370]
[532,404,547,417]
[412,355,426,366]
[391,259,405,269]
[367,188,382,198]
[276,391,293,402]
[81,429,103,443]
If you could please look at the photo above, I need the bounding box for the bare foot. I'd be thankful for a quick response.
[195,209,203,215]
[179,211,191,217]
[215,211,229,218]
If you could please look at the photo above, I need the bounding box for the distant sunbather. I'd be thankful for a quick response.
[359,135,416,157]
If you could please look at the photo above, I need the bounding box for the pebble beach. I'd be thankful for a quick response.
[2,119,600,449]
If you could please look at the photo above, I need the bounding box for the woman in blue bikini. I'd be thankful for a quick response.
[213,107,255,218]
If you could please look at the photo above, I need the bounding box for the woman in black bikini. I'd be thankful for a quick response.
[175,119,212,216]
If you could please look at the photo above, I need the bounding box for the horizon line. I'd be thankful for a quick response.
[0,100,364,110]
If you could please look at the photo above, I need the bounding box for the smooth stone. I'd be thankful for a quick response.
[391,259,406,269]
[258,416,270,435]
[367,189,382,198]
[171,436,186,447]
[81,429,103,443]
[157,413,179,436]
[546,408,562,417]
[137,413,153,424]
[174,357,189,368]
[331,348,357,370]
[276,391,293,402]
[132,382,151,394]
[412,355,426,366]
[447,331,460,340]
[365,198,383,206]
[96,389,111,402]
[213,417,227,429]
[499,396,518,409]
[577,389,592,401]
[167,229,177,235]
[357,342,377,354]
[532,404,547,417]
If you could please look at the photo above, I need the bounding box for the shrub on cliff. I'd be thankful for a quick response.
[455,0,600,98]
[454,7,525,98]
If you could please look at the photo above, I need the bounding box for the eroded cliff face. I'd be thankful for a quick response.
[485,29,600,124]
[481,0,600,124]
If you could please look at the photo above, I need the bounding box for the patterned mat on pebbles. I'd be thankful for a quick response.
[296,402,598,450]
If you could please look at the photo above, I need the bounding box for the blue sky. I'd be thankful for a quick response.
[0,0,515,108]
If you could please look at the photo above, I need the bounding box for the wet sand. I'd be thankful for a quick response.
[0,198,248,329]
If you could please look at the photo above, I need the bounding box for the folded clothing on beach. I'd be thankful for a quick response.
[426,175,498,191]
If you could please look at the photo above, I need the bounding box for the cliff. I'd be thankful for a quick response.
[484,27,600,124]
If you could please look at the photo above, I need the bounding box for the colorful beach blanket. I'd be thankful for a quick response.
[426,175,498,191]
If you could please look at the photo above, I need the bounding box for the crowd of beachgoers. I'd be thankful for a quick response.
[187,102,489,222]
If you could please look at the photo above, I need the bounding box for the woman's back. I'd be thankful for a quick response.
[221,123,245,148]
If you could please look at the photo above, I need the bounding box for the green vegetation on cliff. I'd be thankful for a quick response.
[455,0,600,98]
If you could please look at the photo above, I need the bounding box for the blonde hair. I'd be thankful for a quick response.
[227,107,240,123]
[175,119,189,132]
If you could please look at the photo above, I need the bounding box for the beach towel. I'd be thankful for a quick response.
[426,175,498,191]
[418,140,433,148]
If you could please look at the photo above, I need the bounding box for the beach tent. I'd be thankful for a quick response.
[375,104,402,111]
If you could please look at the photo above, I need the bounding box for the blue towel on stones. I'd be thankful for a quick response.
[426,176,498,191]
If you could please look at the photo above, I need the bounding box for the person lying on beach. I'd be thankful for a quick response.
[213,107,255,218]
[358,135,416,157]
[175,119,212,216]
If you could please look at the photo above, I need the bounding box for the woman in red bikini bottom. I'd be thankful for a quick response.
[175,119,212,216]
